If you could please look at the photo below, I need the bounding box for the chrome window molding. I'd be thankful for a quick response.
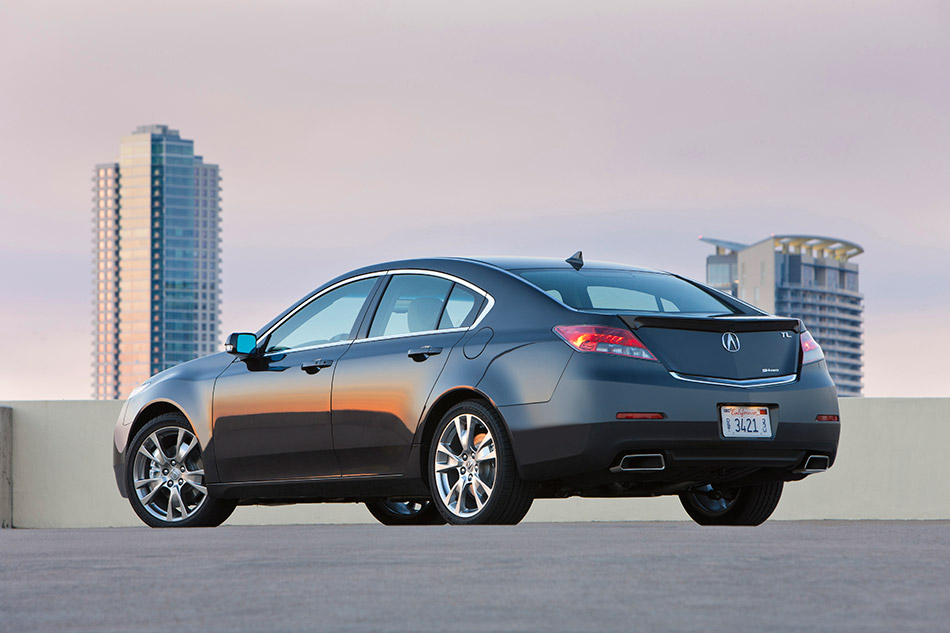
[352,326,467,345]
[257,269,495,356]
[263,340,354,358]
[668,371,797,389]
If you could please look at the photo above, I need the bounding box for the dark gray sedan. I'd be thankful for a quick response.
[112,254,840,527]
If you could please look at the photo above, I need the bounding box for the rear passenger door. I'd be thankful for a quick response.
[331,273,486,476]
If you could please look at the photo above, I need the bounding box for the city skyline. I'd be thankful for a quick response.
[1,2,947,399]
[92,125,221,398]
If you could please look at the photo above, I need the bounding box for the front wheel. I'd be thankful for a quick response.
[679,482,784,526]
[365,499,446,526]
[125,413,236,528]
[428,400,534,525]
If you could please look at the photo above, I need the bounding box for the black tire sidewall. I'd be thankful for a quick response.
[364,500,446,526]
[679,482,784,526]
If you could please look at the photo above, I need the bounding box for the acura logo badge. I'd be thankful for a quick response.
[722,332,740,353]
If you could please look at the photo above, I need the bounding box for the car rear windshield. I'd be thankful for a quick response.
[514,269,740,314]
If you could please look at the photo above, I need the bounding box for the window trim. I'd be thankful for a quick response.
[353,269,494,345]
[258,269,494,355]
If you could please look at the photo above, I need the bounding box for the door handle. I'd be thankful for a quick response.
[407,346,442,362]
[301,359,333,374]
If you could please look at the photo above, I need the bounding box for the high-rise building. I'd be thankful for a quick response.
[701,235,864,396]
[92,125,221,399]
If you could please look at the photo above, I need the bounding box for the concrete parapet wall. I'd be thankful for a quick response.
[1,407,12,527]
[0,398,947,528]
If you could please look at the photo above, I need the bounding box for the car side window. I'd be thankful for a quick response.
[438,284,483,329]
[369,274,453,338]
[264,278,377,353]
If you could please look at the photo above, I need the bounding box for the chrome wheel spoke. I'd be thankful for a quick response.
[166,488,176,520]
[174,429,198,463]
[435,444,462,472]
[183,478,207,495]
[140,482,164,505]
[175,488,191,519]
[471,482,485,511]
[147,432,169,464]
[134,476,163,489]
[174,429,185,460]
[452,479,466,513]
[473,473,493,498]
[475,443,495,463]
[453,415,471,453]
[138,442,166,467]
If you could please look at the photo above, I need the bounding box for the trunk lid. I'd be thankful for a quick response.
[619,314,802,381]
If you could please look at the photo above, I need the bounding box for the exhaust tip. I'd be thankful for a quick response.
[797,454,830,474]
[610,453,666,473]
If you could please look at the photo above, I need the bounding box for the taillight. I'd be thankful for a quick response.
[553,325,657,361]
[801,331,825,365]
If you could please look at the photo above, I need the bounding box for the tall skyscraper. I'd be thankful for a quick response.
[92,125,221,399]
[701,235,864,396]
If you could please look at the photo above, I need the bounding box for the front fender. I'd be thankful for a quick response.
[113,353,234,457]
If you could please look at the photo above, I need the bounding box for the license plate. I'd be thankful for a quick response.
[720,406,773,438]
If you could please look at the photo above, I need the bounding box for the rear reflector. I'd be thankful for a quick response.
[554,325,657,360]
[616,412,665,420]
[816,414,839,422]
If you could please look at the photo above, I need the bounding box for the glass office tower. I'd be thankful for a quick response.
[92,125,221,399]
[701,235,864,396]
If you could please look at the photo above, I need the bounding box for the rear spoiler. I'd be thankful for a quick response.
[619,314,804,333]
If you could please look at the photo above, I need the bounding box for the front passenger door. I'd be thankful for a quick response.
[211,277,380,482]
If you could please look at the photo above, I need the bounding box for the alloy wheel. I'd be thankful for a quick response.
[381,499,430,516]
[433,413,496,518]
[131,426,208,523]
[686,484,738,515]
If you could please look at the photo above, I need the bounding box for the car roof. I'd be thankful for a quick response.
[449,256,663,274]
[336,256,666,280]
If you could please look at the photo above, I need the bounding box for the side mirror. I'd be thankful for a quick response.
[225,332,258,355]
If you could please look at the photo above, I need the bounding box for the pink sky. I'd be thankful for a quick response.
[1,1,948,399]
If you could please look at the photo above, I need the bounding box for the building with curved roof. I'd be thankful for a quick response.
[701,235,864,396]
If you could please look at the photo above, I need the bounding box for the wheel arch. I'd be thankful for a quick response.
[417,387,507,486]
[127,400,195,453]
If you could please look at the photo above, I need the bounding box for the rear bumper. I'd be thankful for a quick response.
[500,353,840,490]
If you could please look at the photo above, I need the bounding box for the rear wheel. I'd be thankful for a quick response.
[126,413,236,528]
[365,499,446,526]
[679,482,784,526]
[428,400,534,525]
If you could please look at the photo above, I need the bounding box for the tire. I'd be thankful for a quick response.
[679,482,784,526]
[365,499,447,526]
[427,400,534,525]
[125,413,236,528]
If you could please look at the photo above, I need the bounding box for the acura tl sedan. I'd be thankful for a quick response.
[113,254,840,527]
